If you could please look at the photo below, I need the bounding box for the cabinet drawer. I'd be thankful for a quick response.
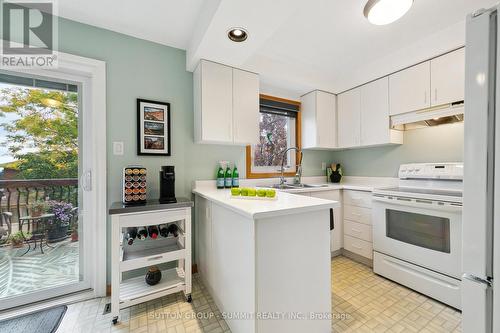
[344,235,373,259]
[343,190,372,208]
[344,220,372,242]
[343,204,372,225]
[119,209,188,228]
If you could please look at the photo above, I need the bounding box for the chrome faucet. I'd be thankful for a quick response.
[279,147,303,186]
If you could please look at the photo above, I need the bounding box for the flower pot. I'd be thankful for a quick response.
[71,231,78,242]
[31,209,43,217]
[47,224,69,243]
[11,241,23,248]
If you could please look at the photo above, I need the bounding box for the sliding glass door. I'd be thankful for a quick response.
[0,71,93,310]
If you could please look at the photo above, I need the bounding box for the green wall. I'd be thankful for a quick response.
[331,122,464,177]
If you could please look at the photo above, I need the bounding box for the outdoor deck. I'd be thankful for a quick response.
[0,178,79,300]
[0,239,79,299]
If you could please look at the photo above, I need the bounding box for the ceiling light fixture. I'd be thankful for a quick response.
[364,0,413,25]
[227,27,248,42]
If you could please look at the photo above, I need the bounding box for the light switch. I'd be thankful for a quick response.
[113,141,124,155]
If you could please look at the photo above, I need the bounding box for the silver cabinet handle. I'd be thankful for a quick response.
[434,88,438,101]
[148,255,163,261]
[424,91,427,104]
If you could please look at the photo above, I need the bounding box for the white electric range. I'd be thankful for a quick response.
[372,163,463,309]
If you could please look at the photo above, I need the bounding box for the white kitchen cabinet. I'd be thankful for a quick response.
[430,48,465,107]
[338,88,361,148]
[194,60,259,145]
[343,190,373,262]
[310,190,343,254]
[389,61,431,116]
[301,90,337,149]
[233,68,260,145]
[360,77,403,146]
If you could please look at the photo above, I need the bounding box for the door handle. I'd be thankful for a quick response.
[330,208,334,230]
[80,169,92,191]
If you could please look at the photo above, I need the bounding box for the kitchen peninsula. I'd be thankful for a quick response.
[193,183,339,333]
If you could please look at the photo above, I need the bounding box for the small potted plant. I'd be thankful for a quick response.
[29,200,48,217]
[8,231,31,248]
[47,201,75,243]
[71,222,78,242]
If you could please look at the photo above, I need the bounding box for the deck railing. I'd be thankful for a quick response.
[0,178,78,234]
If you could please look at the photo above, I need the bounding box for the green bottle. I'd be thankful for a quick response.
[224,164,233,188]
[216,164,225,189]
[232,165,239,188]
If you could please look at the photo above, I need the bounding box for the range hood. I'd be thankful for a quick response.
[390,101,464,129]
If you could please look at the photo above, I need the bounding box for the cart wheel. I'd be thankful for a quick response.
[112,317,118,325]
[186,295,192,303]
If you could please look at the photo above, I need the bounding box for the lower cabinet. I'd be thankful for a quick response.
[342,190,373,262]
[309,191,343,254]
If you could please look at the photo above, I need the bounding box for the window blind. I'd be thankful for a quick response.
[259,97,299,118]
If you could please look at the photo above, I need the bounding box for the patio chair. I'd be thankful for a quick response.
[0,212,12,242]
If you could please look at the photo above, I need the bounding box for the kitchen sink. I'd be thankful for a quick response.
[259,183,329,190]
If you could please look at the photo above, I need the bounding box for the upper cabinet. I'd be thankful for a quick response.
[389,48,465,116]
[301,90,337,149]
[360,77,403,146]
[338,88,361,148]
[389,62,431,116]
[232,68,260,145]
[194,60,259,145]
[430,48,465,107]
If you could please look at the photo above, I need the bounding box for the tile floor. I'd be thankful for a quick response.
[56,256,461,333]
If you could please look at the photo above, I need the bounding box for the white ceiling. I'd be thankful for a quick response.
[58,0,498,97]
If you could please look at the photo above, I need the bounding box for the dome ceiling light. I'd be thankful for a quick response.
[364,0,413,25]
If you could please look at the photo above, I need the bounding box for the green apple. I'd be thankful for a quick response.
[256,189,267,197]
[266,189,276,198]
[231,188,241,196]
[240,188,249,196]
[247,188,257,196]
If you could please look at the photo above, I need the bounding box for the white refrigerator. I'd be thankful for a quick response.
[463,4,500,333]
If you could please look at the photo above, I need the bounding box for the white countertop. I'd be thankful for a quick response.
[192,187,340,219]
[192,176,398,219]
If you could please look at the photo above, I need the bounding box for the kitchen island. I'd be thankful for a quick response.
[193,183,339,333]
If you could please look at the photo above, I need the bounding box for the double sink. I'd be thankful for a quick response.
[260,183,330,190]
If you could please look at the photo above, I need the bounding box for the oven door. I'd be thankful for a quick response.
[372,195,462,279]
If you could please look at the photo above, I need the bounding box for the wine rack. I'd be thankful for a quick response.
[109,200,193,324]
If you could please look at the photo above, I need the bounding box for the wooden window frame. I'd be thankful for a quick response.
[246,94,302,179]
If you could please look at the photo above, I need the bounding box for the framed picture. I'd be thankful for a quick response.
[137,99,171,156]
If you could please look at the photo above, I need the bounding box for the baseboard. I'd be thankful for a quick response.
[331,249,342,258]
[341,249,373,268]
[106,264,198,296]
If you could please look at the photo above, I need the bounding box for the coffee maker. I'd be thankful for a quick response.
[159,166,177,204]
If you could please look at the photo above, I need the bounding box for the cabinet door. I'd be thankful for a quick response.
[200,60,233,142]
[389,61,431,115]
[430,48,465,107]
[233,69,260,145]
[316,91,337,148]
[360,77,390,146]
[338,88,361,148]
[309,191,342,252]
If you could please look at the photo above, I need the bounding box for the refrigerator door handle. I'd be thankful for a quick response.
[462,273,492,287]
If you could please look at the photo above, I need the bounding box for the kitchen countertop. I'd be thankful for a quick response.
[192,188,339,220]
[192,176,397,219]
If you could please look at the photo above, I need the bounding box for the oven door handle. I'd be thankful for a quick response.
[372,195,462,212]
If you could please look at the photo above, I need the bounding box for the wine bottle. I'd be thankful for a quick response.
[125,227,138,245]
[224,164,233,188]
[232,164,239,188]
[216,164,225,189]
[158,224,169,237]
[137,226,148,240]
[148,225,159,239]
[167,223,179,237]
